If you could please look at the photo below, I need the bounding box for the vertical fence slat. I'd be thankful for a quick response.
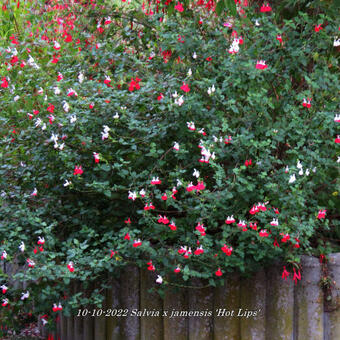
[94,279,107,340]
[213,274,240,340]
[265,265,294,340]
[120,265,140,340]
[73,281,84,340]
[66,282,75,340]
[188,279,213,340]
[83,283,95,340]
[163,286,188,340]
[240,269,266,340]
[325,253,340,340]
[60,314,68,340]
[295,255,323,340]
[106,278,120,340]
[140,269,163,340]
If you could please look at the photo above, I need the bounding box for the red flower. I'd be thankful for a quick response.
[1,77,9,88]
[51,55,60,64]
[180,82,190,93]
[259,229,269,237]
[206,56,212,61]
[47,104,55,113]
[67,262,74,273]
[281,266,289,280]
[260,2,272,12]
[124,233,130,240]
[169,221,177,231]
[276,35,282,44]
[215,268,223,277]
[335,135,340,143]
[292,268,301,285]
[245,159,252,167]
[273,238,280,247]
[128,77,141,91]
[157,93,164,101]
[302,98,312,108]
[174,266,181,273]
[317,209,326,219]
[221,244,233,256]
[256,60,268,69]
[73,165,83,175]
[174,2,184,12]
[314,24,323,32]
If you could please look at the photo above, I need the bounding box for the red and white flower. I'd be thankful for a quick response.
[302,98,312,108]
[133,239,142,247]
[37,236,45,245]
[93,152,100,163]
[151,177,161,185]
[67,262,75,273]
[256,60,268,69]
[317,209,326,219]
[221,244,233,256]
[225,215,235,224]
[270,218,279,226]
[1,285,8,294]
[259,229,269,237]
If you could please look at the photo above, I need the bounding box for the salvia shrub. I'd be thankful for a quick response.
[0,0,339,333]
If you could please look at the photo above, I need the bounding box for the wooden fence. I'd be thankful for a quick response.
[3,254,340,340]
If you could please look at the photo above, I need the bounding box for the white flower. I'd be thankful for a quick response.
[187,68,192,77]
[37,87,44,95]
[289,174,296,183]
[172,91,178,98]
[70,115,76,123]
[128,191,137,200]
[50,133,58,143]
[35,118,42,127]
[63,101,70,112]
[64,180,72,187]
[12,48,18,56]
[193,169,200,178]
[176,179,182,187]
[193,52,197,59]
[19,242,25,252]
[54,86,61,95]
[59,143,65,150]
[305,168,310,176]
[78,72,84,83]
[337,157,340,163]
[41,123,47,130]
[21,291,30,300]
[2,250,7,259]
[298,168,303,176]
[207,84,216,95]
[255,19,260,26]
[312,167,317,173]
[334,37,340,47]
[14,95,20,102]
[297,160,302,169]
[113,112,119,119]
[156,275,163,284]
[175,96,184,106]
[139,188,146,197]
[173,142,179,151]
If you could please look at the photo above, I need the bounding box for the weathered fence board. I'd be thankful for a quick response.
[163,286,188,340]
[188,279,214,340]
[266,265,294,340]
[213,274,240,340]
[240,269,266,340]
[295,255,324,340]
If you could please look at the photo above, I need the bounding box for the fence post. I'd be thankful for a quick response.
[83,282,95,340]
[163,286,188,340]
[188,279,214,340]
[240,269,266,340]
[140,269,163,340]
[120,265,140,340]
[93,278,107,340]
[73,281,84,340]
[265,264,294,340]
[324,253,340,340]
[106,277,120,340]
[295,255,323,340]
[213,274,241,340]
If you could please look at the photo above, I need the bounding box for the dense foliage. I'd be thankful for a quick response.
[0,0,339,334]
